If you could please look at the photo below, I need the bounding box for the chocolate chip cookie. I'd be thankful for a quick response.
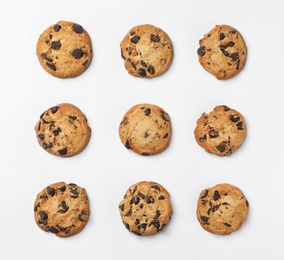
[36,21,93,78]
[34,182,90,237]
[194,105,246,156]
[34,103,91,157]
[197,25,247,79]
[196,183,249,235]
[119,103,172,156]
[118,181,172,236]
[120,24,174,78]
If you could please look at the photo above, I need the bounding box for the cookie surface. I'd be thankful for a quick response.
[196,183,249,235]
[120,24,174,78]
[118,181,172,236]
[35,103,91,157]
[197,25,247,79]
[194,105,246,156]
[36,21,92,78]
[34,182,90,237]
[119,103,172,156]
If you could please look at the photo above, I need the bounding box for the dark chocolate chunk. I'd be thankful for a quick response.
[230,53,239,61]
[151,184,160,191]
[161,112,170,122]
[147,65,155,75]
[53,127,61,136]
[216,144,225,153]
[224,222,231,227]
[46,62,56,71]
[58,147,67,156]
[70,187,79,198]
[125,140,131,149]
[38,134,45,141]
[158,195,165,200]
[200,216,209,223]
[141,61,147,67]
[145,108,151,116]
[227,41,235,47]
[230,114,240,122]
[59,185,66,192]
[138,68,146,77]
[71,48,83,59]
[131,35,140,44]
[130,196,140,205]
[131,62,136,70]
[220,33,225,40]
[69,115,77,120]
[146,196,154,204]
[49,226,59,234]
[197,46,206,56]
[213,190,221,201]
[163,133,169,139]
[154,210,161,219]
[150,34,160,42]
[53,24,61,32]
[51,41,61,50]
[138,192,146,199]
[73,24,83,34]
[58,201,69,213]
[42,142,53,150]
[50,106,59,114]
[39,211,48,221]
[41,53,53,62]
[119,204,125,211]
[200,189,208,199]
[125,209,132,217]
[47,186,55,197]
[138,223,147,232]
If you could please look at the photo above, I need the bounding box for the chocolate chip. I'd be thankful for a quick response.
[73,24,83,34]
[53,24,61,32]
[51,41,61,50]
[125,209,132,217]
[146,196,154,204]
[132,231,142,236]
[47,186,55,197]
[230,114,240,122]
[199,134,207,142]
[223,106,230,111]
[138,223,147,231]
[70,187,79,198]
[145,108,151,116]
[39,211,48,221]
[147,65,155,75]
[125,140,131,149]
[131,35,140,44]
[224,223,231,227]
[151,34,160,42]
[141,61,147,67]
[46,62,56,71]
[42,142,53,150]
[78,210,88,222]
[138,68,146,77]
[129,31,135,36]
[71,48,83,59]
[246,200,249,207]
[38,134,45,141]
[130,196,140,205]
[59,185,66,192]
[151,184,161,191]
[119,204,124,211]
[209,129,219,138]
[82,59,89,67]
[41,53,53,62]
[220,33,225,40]
[200,216,209,223]
[216,144,225,152]
[53,127,61,136]
[161,112,170,122]
[58,147,67,156]
[138,192,146,199]
[142,152,150,156]
[49,226,59,234]
[236,122,244,130]
[69,115,77,120]
[213,190,221,201]
[58,201,69,213]
[131,62,136,69]
[236,59,240,70]
[50,106,59,114]
[200,189,208,199]
[227,41,235,47]
[158,195,165,200]
[230,53,239,61]
[154,210,161,219]
[197,46,206,56]
[163,133,169,139]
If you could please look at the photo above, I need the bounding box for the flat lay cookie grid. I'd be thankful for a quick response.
[33,21,248,237]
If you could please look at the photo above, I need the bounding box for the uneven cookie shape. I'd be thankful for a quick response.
[118,181,172,236]
[36,21,92,78]
[194,105,246,156]
[34,182,90,237]
[196,183,249,235]
[119,103,172,156]
[35,103,91,157]
[120,24,174,78]
[197,25,247,79]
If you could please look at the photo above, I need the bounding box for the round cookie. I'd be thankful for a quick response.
[34,182,90,237]
[36,21,93,78]
[197,25,247,79]
[34,103,91,157]
[118,181,172,236]
[196,183,249,235]
[194,105,246,156]
[119,103,172,156]
[120,24,174,78]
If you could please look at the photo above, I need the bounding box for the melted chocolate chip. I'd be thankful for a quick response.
[73,24,83,34]
[78,210,88,221]
[131,35,140,44]
[58,147,67,156]
[125,209,132,217]
[51,41,61,50]
[158,195,165,200]
[53,24,61,32]
[71,49,83,59]
[230,114,240,122]
[163,133,169,139]
[197,46,206,56]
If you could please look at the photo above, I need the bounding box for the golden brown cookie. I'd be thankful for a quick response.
[34,182,90,237]
[197,25,247,79]
[34,103,91,157]
[120,24,174,78]
[118,181,172,236]
[36,21,93,78]
[196,183,249,235]
[194,105,246,156]
[119,103,172,156]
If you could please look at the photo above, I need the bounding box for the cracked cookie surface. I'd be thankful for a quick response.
[118,181,172,236]
[120,24,174,78]
[197,25,247,79]
[196,183,249,235]
[194,105,246,156]
[35,103,91,157]
[119,103,171,156]
[34,182,90,237]
[36,20,92,78]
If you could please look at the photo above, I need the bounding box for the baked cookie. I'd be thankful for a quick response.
[118,181,172,236]
[119,103,172,156]
[196,183,249,235]
[35,103,91,157]
[197,25,247,79]
[34,182,90,237]
[36,21,92,78]
[120,24,174,78]
[194,105,246,156]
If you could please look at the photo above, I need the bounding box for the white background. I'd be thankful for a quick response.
[1,0,284,259]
